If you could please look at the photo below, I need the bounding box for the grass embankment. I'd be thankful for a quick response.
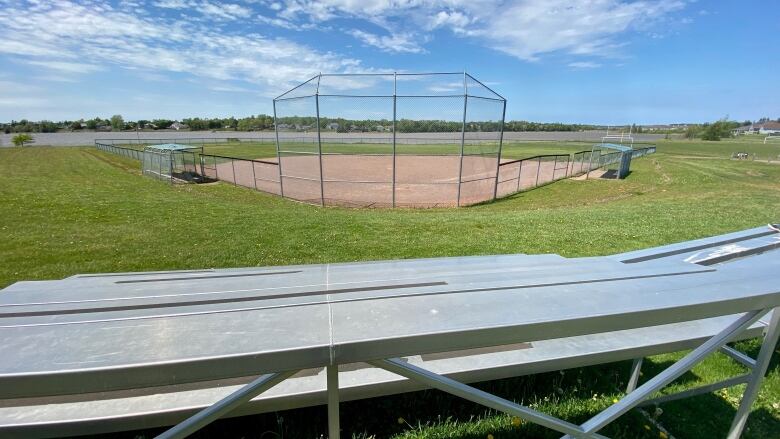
[0,137,778,438]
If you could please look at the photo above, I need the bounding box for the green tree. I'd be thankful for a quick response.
[86,118,98,130]
[110,114,124,131]
[152,119,173,129]
[684,125,701,139]
[700,118,738,141]
[12,133,34,146]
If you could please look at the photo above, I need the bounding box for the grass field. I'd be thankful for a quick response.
[113,139,597,161]
[1,136,779,438]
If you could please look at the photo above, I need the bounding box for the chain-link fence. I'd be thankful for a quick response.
[141,145,203,184]
[272,72,507,207]
[583,143,657,179]
[95,137,276,149]
[95,142,143,160]
[496,153,570,197]
[92,74,659,205]
[95,134,658,202]
[199,154,281,195]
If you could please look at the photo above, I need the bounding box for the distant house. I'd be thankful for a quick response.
[96,124,112,132]
[734,122,780,135]
[642,124,673,131]
[733,124,758,135]
[758,121,780,135]
[295,124,312,131]
[326,122,340,130]
[276,123,292,130]
[144,123,158,130]
[170,122,188,131]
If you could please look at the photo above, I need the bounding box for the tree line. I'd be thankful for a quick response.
[4,115,778,136]
[3,114,599,134]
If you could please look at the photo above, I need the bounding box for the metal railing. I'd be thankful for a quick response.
[199,154,281,195]
[95,142,143,160]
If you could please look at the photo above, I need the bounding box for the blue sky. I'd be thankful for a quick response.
[0,0,778,124]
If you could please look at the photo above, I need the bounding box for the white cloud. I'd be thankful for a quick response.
[0,97,50,107]
[153,0,189,8]
[464,0,687,61]
[428,10,470,31]
[271,0,687,60]
[208,84,252,93]
[25,60,104,74]
[199,2,252,20]
[568,61,602,69]
[256,13,314,30]
[0,0,363,94]
[347,29,425,54]
[0,39,66,57]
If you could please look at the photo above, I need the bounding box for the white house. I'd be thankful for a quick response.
[170,122,188,131]
[758,121,780,135]
[734,121,780,135]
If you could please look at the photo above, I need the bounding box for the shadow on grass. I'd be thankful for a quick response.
[74,340,780,439]
[76,362,658,439]
[637,338,780,439]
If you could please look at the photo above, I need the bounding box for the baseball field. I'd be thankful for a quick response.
[1,136,778,438]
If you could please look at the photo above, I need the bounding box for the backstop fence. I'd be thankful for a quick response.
[272,72,507,207]
[95,137,657,205]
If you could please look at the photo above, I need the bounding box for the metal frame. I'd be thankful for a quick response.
[272,71,507,208]
[158,307,780,439]
[140,144,203,184]
[158,306,780,439]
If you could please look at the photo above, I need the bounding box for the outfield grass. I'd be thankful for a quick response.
[114,139,596,161]
[1,138,779,438]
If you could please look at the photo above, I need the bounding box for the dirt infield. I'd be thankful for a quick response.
[205,153,585,207]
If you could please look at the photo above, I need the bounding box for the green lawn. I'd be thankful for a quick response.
[111,139,596,161]
[200,140,594,160]
[1,137,779,438]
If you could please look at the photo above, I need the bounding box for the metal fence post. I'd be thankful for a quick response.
[251,160,258,190]
[199,147,205,177]
[231,159,237,186]
[585,144,596,180]
[492,98,506,200]
[535,158,541,186]
[516,160,523,192]
[315,76,325,207]
[456,71,467,207]
[392,72,397,208]
[273,99,285,198]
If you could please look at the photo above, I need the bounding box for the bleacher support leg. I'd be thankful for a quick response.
[626,358,643,393]
[327,366,340,439]
[156,370,297,439]
[727,308,780,439]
